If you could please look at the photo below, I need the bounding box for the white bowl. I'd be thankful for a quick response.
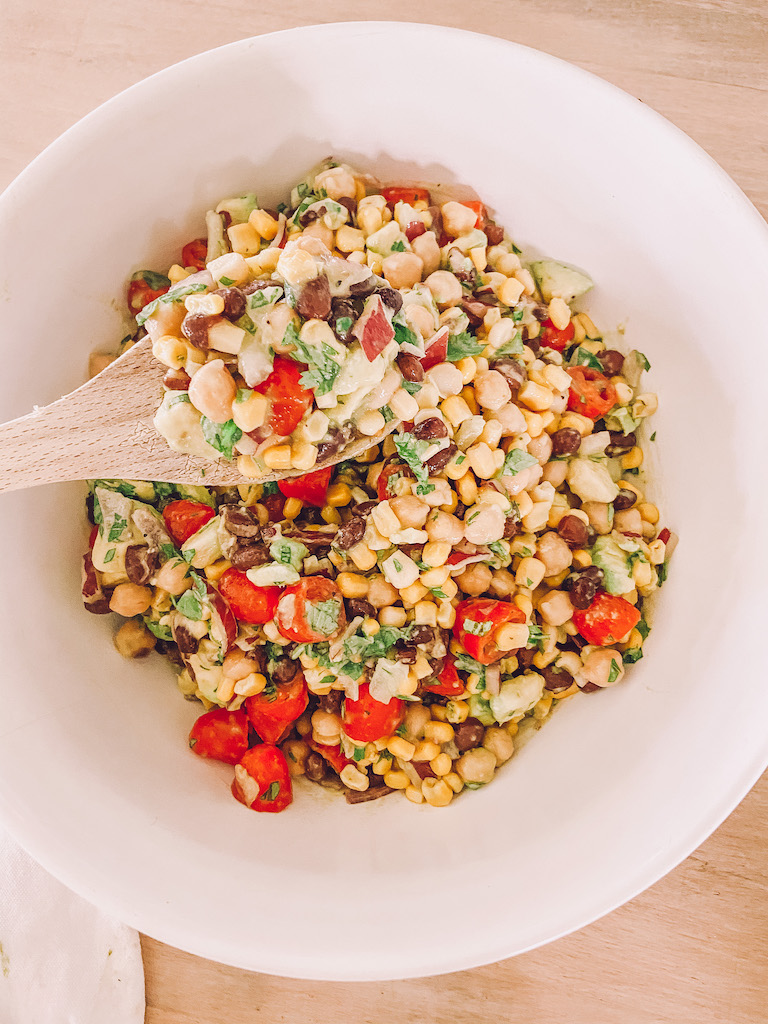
[0,23,767,981]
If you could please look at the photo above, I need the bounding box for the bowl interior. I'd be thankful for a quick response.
[0,23,767,980]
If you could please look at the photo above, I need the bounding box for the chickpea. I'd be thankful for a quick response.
[441,200,478,237]
[582,501,613,536]
[426,510,464,546]
[410,230,441,276]
[426,362,464,397]
[463,503,506,545]
[495,403,528,436]
[390,495,430,529]
[474,370,512,411]
[535,532,573,576]
[457,562,493,596]
[403,703,431,740]
[455,746,497,785]
[580,648,625,688]
[154,557,192,596]
[114,618,156,659]
[188,359,237,424]
[482,726,515,766]
[222,648,256,680]
[314,165,357,201]
[367,576,399,608]
[404,302,436,339]
[109,583,153,617]
[528,432,553,464]
[614,508,643,536]
[311,709,342,746]
[538,590,575,627]
[542,460,568,487]
[300,218,335,249]
[424,270,463,308]
[382,251,424,290]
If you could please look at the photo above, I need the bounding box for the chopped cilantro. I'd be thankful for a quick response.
[393,559,403,573]
[527,625,546,651]
[446,331,483,361]
[103,548,116,563]
[174,588,203,620]
[636,351,651,371]
[636,618,651,640]
[170,393,191,405]
[262,481,279,496]
[511,307,525,322]
[336,315,353,334]
[352,746,366,762]
[395,724,408,738]
[135,281,207,325]
[572,347,604,371]
[306,599,341,637]
[463,619,492,636]
[132,269,170,290]
[143,618,173,641]
[393,432,432,489]
[200,417,243,460]
[382,406,395,422]
[394,322,420,349]
[285,322,341,396]
[219,276,235,286]
[430,588,448,600]
[622,648,643,665]
[160,543,178,560]
[650,431,657,442]
[607,658,621,683]
[181,548,196,564]
[107,514,128,543]
[262,781,281,802]
[390,239,406,252]
[657,561,669,587]
[235,388,253,404]
[492,330,523,358]
[402,380,422,396]
[498,448,538,478]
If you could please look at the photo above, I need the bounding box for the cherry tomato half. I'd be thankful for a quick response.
[188,707,249,765]
[377,461,412,501]
[218,568,280,625]
[343,683,405,744]
[460,199,486,229]
[454,598,527,665]
[275,576,345,643]
[161,499,215,546]
[232,745,293,813]
[572,591,641,647]
[255,356,314,437]
[127,270,170,317]
[422,654,464,697]
[539,317,575,352]
[181,237,208,271]
[278,465,333,507]
[380,186,432,207]
[566,367,618,420]
[245,673,309,745]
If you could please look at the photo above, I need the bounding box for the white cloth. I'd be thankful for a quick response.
[0,829,145,1024]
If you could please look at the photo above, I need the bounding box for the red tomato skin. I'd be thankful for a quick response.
[275,577,345,643]
[377,462,410,501]
[381,186,431,207]
[127,276,168,317]
[422,654,464,697]
[162,500,215,546]
[218,568,280,625]
[572,592,641,646]
[566,367,618,419]
[232,745,293,813]
[255,356,314,437]
[539,317,575,352]
[355,295,395,362]
[204,580,238,653]
[278,466,333,507]
[88,525,99,549]
[305,737,351,775]
[420,326,449,371]
[181,238,207,271]
[461,199,486,228]
[343,683,405,744]
[245,674,309,745]
[454,598,527,665]
[189,708,249,764]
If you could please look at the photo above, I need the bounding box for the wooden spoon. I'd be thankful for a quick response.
[0,337,397,492]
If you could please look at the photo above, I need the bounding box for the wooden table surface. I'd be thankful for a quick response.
[2,1,766,1020]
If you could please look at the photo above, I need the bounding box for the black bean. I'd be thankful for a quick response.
[517,647,536,669]
[163,367,191,391]
[125,544,159,585]
[316,690,343,715]
[542,664,574,691]
[213,286,247,321]
[454,718,486,753]
[426,442,457,473]
[330,299,360,342]
[347,598,375,619]
[551,428,582,456]
[606,431,636,458]
[305,752,327,782]
[378,287,403,313]
[316,428,347,464]
[299,203,325,227]
[271,656,298,684]
[491,358,526,392]
[156,639,183,667]
[411,761,437,779]
[558,514,590,548]
[172,621,200,655]
[337,196,357,216]
[613,488,637,511]
[295,275,332,321]
[580,682,602,694]
[524,330,541,355]
[81,552,110,614]
[532,304,550,322]
[351,500,377,518]
[409,625,437,646]
[229,541,270,570]
[181,312,216,349]
[461,299,488,328]
[598,349,624,376]
[85,493,95,525]
[567,566,605,610]
[345,785,396,804]
[348,276,377,297]
[503,514,521,539]
[242,278,283,295]
[485,223,504,246]
[220,503,260,538]
[396,352,424,382]
[413,417,448,441]
[335,517,365,550]
[261,493,287,522]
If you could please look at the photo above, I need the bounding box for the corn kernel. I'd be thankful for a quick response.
[412,740,440,762]
[387,736,416,761]
[203,558,231,583]
[621,446,644,470]
[424,721,454,745]
[422,778,453,806]
[405,785,424,804]
[283,497,303,520]
[444,772,465,794]
[349,543,377,571]
[262,444,292,470]
[379,606,408,627]
[638,502,659,524]
[384,770,409,790]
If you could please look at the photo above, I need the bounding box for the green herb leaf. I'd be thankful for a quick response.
[382,406,395,422]
[144,618,173,641]
[170,393,191,405]
[103,548,116,563]
[393,432,432,489]
[572,347,604,371]
[132,269,171,290]
[446,331,483,361]
[200,417,243,460]
[607,658,621,683]
[430,588,448,600]
[160,543,178,560]
[135,281,207,325]
[306,599,341,637]
[352,746,366,762]
[463,619,492,636]
[235,388,253,404]
[285,324,341,396]
[174,589,203,620]
[636,351,651,371]
[336,316,353,334]
[107,514,128,542]
[394,322,420,349]
[402,379,422,396]
[262,781,281,802]
[181,548,196,564]
[498,448,538,478]
[622,648,643,664]
[390,239,406,252]
[492,330,523,358]
[527,624,546,650]
[650,431,656,442]
[219,276,235,286]
[636,618,651,640]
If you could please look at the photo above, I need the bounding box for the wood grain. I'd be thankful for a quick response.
[1,1,766,1021]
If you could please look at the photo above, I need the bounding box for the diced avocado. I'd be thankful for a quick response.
[530,259,593,304]
[489,673,545,724]
[365,220,408,256]
[290,158,337,208]
[590,535,635,595]
[205,209,228,263]
[215,193,259,225]
[246,562,301,587]
[605,406,640,436]
[567,457,620,503]
[153,391,221,461]
[269,535,309,571]
[181,517,223,569]
[468,693,495,727]
[174,485,216,507]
